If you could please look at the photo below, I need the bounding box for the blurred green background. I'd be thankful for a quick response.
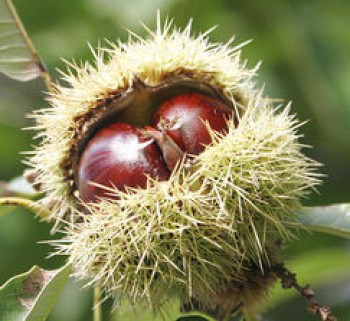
[0,0,349,320]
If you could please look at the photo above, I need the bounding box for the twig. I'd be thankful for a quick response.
[93,283,102,321]
[273,263,337,321]
[0,197,50,221]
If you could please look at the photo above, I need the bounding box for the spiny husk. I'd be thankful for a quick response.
[54,95,319,314]
[29,15,321,316]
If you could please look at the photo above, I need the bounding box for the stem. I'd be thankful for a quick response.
[93,283,102,321]
[0,197,50,221]
[273,263,337,321]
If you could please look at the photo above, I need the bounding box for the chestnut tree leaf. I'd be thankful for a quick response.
[298,204,350,239]
[0,0,44,81]
[0,264,71,321]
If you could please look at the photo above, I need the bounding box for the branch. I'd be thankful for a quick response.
[0,197,51,221]
[273,263,337,321]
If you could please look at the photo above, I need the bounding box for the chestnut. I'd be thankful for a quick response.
[77,122,170,202]
[153,93,233,155]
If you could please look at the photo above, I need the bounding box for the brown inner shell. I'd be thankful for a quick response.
[61,70,244,200]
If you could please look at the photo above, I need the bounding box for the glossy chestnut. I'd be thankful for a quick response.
[78,123,170,202]
[153,93,233,155]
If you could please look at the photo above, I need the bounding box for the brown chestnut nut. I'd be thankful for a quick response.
[78,122,170,202]
[153,93,233,155]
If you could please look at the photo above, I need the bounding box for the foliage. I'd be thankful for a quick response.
[298,204,350,239]
[0,264,70,321]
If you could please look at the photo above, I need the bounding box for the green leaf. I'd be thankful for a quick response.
[0,0,44,81]
[0,264,71,321]
[297,204,350,239]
